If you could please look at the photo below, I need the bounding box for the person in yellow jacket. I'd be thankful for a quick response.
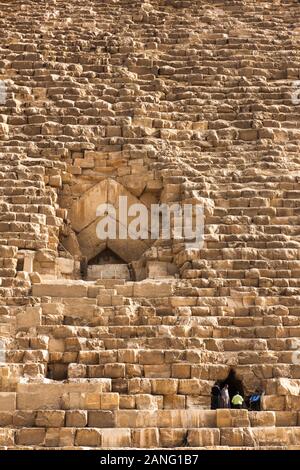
[231,391,244,409]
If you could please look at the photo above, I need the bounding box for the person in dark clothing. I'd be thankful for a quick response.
[211,382,221,409]
[249,389,264,411]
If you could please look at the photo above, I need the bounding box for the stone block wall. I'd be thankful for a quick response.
[1,0,300,449]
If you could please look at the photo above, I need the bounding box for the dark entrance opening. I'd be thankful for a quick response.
[47,363,68,381]
[220,369,244,401]
[16,258,24,271]
[88,248,126,266]
[86,247,131,280]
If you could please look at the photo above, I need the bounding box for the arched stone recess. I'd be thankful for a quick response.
[68,178,156,278]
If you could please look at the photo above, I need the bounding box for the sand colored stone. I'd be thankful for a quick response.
[1,0,300,450]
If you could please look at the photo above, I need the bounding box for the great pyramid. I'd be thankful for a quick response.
[1,0,300,449]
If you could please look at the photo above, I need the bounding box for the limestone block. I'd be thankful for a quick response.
[159,429,186,447]
[64,297,96,317]
[97,294,112,306]
[89,264,130,281]
[178,379,203,395]
[42,303,64,316]
[45,428,63,447]
[88,410,115,428]
[13,411,36,427]
[188,428,220,447]
[277,378,300,395]
[286,395,300,411]
[132,428,159,448]
[276,411,297,426]
[101,428,131,448]
[133,280,174,297]
[119,395,135,409]
[101,393,119,410]
[120,174,147,197]
[16,428,46,446]
[68,363,87,379]
[0,412,12,426]
[172,364,191,379]
[220,428,245,447]
[249,411,276,427]
[251,427,300,447]
[118,349,138,363]
[0,246,17,258]
[84,393,101,410]
[116,410,156,428]
[69,178,140,233]
[116,284,134,297]
[158,410,215,428]
[79,351,99,364]
[35,410,65,427]
[135,394,159,410]
[17,392,59,410]
[147,261,169,278]
[0,392,16,411]
[49,175,62,187]
[103,363,125,378]
[152,379,178,395]
[32,283,88,297]
[30,272,42,284]
[262,395,286,411]
[139,350,164,365]
[99,350,118,364]
[57,258,74,274]
[0,429,14,446]
[48,339,65,353]
[58,428,76,447]
[16,306,41,329]
[75,429,101,447]
[144,365,171,378]
[163,395,186,409]
[239,129,258,141]
[128,378,151,394]
[216,409,250,428]
[66,410,87,427]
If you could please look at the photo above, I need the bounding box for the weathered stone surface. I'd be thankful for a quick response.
[16,429,46,446]
[132,428,159,448]
[1,0,300,451]
[188,428,220,447]
[35,410,65,428]
[0,429,14,446]
[66,411,87,428]
[75,429,101,447]
[216,409,250,428]
[0,392,16,411]
[16,307,41,329]
[159,429,186,447]
[133,281,174,298]
[88,411,115,428]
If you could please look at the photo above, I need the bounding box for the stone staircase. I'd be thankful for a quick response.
[1,278,300,449]
[1,0,300,449]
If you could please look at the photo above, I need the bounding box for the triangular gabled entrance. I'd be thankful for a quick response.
[69,178,154,263]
